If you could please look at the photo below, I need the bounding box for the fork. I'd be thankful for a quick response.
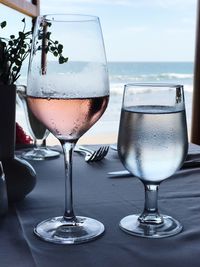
[74,145,109,162]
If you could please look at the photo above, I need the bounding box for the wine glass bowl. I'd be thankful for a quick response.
[27,95,109,143]
[27,14,109,244]
[118,83,188,238]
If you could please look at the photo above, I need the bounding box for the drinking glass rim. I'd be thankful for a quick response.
[124,83,183,88]
[41,14,99,23]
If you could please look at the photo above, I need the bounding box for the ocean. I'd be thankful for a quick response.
[92,61,194,142]
[17,61,194,143]
[108,61,193,90]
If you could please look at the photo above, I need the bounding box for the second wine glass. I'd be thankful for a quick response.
[17,87,60,160]
[27,14,109,244]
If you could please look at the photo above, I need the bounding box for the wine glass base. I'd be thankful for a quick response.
[34,216,105,244]
[119,214,182,238]
[21,147,60,161]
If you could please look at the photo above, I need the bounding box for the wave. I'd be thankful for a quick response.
[110,73,193,82]
[160,73,193,79]
[110,82,193,95]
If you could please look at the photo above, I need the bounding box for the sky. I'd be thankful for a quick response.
[1,0,198,62]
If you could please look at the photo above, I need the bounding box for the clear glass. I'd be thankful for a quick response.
[17,86,60,160]
[118,83,188,238]
[27,14,109,244]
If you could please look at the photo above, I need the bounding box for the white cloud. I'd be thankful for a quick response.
[51,0,134,5]
[39,0,197,13]
[155,0,196,8]
[38,0,196,61]
[166,27,195,34]
[40,1,90,15]
[53,0,196,7]
[125,26,147,33]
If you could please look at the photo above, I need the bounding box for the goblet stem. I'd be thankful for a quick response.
[42,138,46,147]
[139,184,163,224]
[61,141,76,221]
[35,138,44,148]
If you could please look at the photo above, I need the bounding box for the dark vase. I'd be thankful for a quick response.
[0,84,37,203]
[2,156,37,203]
[0,84,16,159]
[0,162,8,215]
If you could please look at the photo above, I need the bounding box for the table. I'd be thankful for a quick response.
[1,144,200,267]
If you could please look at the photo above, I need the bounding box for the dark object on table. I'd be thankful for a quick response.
[0,162,8,215]
[2,156,36,202]
[0,85,16,159]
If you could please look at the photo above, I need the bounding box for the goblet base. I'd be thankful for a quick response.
[119,214,182,238]
[34,216,105,244]
[21,147,60,161]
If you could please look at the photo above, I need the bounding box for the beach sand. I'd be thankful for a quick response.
[46,132,117,146]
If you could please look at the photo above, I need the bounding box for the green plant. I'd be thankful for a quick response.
[0,18,68,85]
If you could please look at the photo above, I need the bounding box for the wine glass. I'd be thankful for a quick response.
[27,14,109,244]
[17,87,60,160]
[118,83,188,238]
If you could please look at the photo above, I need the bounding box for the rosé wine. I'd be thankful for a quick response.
[27,95,109,141]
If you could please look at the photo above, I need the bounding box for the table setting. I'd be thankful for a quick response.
[0,12,200,267]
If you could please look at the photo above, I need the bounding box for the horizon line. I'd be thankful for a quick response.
[107,60,194,63]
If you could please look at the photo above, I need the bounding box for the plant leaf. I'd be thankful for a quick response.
[0,21,6,28]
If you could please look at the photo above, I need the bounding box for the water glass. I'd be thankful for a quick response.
[118,83,188,238]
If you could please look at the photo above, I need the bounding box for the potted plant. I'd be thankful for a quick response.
[0,18,67,202]
[0,18,67,150]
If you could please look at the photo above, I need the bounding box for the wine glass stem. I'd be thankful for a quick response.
[62,141,76,221]
[35,138,44,149]
[42,138,46,147]
[139,184,163,224]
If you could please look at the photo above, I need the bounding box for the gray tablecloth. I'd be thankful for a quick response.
[1,144,200,267]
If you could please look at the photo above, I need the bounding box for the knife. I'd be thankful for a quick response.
[107,170,132,178]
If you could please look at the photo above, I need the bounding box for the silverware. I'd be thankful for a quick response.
[182,160,200,168]
[110,144,117,151]
[108,160,200,178]
[74,145,109,162]
[107,170,131,178]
